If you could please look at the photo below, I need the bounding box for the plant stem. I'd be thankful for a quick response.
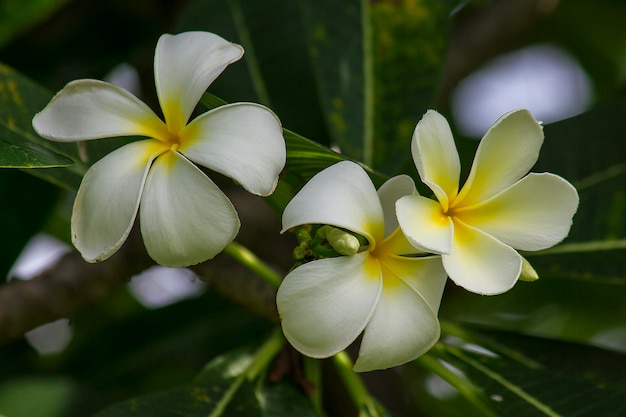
[333,351,381,417]
[224,241,282,289]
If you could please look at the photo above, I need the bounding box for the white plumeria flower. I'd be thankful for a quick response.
[277,161,447,372]
[32,31,286,267]
[396,109,579,295]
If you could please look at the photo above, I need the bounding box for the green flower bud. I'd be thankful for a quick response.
[519,256,539,282]
[326,227,360,256]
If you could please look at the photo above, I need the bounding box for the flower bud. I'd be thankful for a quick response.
[518,256,539,282]
[326,227,360,256]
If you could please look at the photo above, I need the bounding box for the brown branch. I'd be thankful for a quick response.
[0,229,153,344]
[0,192,286,345]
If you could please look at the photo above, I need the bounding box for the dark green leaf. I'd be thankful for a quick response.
[0,63,83,188]
[92,382,260,417]
[526,98,626,284]
[258,383,320,417]
[298,0,368,163]
[176,0,330,144]
[370,0,452,174]
[441,278,626,354]
[423,324,626,417]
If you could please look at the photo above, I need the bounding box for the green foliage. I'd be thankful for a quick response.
[1,1,626,416]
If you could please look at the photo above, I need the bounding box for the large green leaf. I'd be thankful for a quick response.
[176,0,330,145]
[370,0,452,174]
[93,332,318,417]
[524,98,626,284]
[416,324,626,417]
[441,276,626,354]
[299,0,452,173]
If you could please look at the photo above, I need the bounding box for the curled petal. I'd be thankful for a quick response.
[454,109,544,208]
[377,174,416,236]
[180,103,285,196]
[282,161,384,244]
[72,140,163,262]
[154,31,244,132]
[140,151,240,267]
[354,268,442,372]
[458,173,579,251]
[444,220,521,295]
[32,80,168,142]
[396,194,453,254]
[276,253,382,358]
[412,110,460,211]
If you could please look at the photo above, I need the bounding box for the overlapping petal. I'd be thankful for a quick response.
[282,161,384,245]
[458,173,579,250]
[276,253,382,358]
[72,140,164,262]
[444,220,521,295]
[396,194,453,254]
[354,275,440,372]
[179,103,285,196]
[139,151,240,267]
[154,31,244,132]
[412,110,460,211]
[381,255,447,313]
[32,80,168,141]
[377,174,416,236]
[453,109,544,209]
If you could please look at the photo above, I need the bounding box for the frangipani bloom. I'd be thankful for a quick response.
[396,109,579,295]
[277,161,447,372]
[32,31,286,267]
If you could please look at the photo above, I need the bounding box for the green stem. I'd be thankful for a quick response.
[333,352,380,417]
[303,357,325,416]
[224,241,282,289]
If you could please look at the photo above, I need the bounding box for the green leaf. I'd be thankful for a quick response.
[525,98,626,284]
[176,0,330,144]
[299,0,452,174]
[258,383,320,417]
[298,0,369,163]
[92,382,261,417]
[369,0,451,174]
[441,278,626,354]
[0,63,84,188]
[421,324,626,417]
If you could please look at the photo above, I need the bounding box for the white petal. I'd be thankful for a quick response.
[453,109,543,208]
[72,140,163,262]
[412,110,460,211]
[444,220,521,295]
[140,151,240,267]
[282,161,385,244]
[154,31,244,132]
[179,103,285,196]
[396,194,453,254]
[377,174,416,236]
[33,80,168,142]
[380,255,447,313]
[458,173,579,251]
[276,252,382,358]
[354,269,442,372]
